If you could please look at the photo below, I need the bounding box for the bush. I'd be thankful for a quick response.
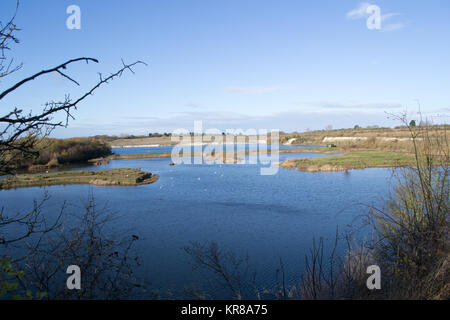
[47,138,111,164]
[368,120,449,298]
[2,138,112,171]
[271,118,449,300]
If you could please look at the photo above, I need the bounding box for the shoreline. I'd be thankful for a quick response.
[279,151,415,172]
[0,169,159,190]
[111,142,273,148]
[1,148,416,189]
[108,147,337,160]
[111,144,162,148]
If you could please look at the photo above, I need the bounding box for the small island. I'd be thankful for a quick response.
[0,168,159,190]
[280,151,416,172]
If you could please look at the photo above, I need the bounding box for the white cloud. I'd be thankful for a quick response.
[346,2,371,19]
[346,3,405,32]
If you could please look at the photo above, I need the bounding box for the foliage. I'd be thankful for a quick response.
[41,138,112,164]
[2,137,112,173]
[297,116,449,299]
[0,257,47,300]
[367,115,449,298]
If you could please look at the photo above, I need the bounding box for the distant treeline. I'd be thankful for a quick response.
[5,138,112,172]
[91,133,172,141]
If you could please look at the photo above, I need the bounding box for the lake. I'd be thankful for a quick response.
[112,143,325,154]
[0,145,394,298]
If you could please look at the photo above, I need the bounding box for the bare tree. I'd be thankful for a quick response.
[0,56,145,174]
[0,1,144,239]
[0,193,64,248]
[21,194,144,299]
[0,2,145,174]
[0,1,21,79]
[184,241,257,300]
[0,2,146,299]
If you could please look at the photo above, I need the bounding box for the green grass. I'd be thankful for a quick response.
[282,151,416,171]
[0,168,158,190]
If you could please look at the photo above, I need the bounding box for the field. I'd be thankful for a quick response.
[281,125,448,150]
[110,134,274,147]
[110,136,173,147]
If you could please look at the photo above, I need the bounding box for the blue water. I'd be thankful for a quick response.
[0,145,393,298]
[112,144,325,155]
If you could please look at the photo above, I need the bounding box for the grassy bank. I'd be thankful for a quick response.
[0,168,159,190]
[279,126,447,171]
[280,151,416,172]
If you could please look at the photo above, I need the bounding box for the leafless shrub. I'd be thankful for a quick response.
[369,119,448,299]
[0,192,63,247]
[0,1,21,79]
[184,241,261,300]
[298,114,448,300]
[14,194,144,299]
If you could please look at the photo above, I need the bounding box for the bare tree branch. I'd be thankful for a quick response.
[0,57,99,101]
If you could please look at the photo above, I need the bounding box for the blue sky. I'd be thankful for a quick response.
[1,0,449,137]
